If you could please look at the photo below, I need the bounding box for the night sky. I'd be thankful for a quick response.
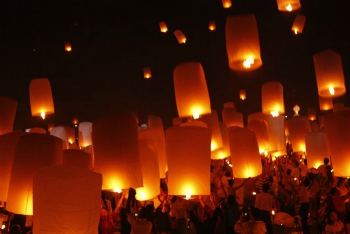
[0,0,349,129]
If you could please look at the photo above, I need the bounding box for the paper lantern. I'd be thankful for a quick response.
[63,149,93,170]
[143,67,152,79]
[92,113,142,192]
[266,115,286,156]
[222,0,232,8]
[276,0,301,12]
[285,117,311,153]
[319,96,333,111]
[173,30,187,44]
[228,127,262,178]
[208,20,216,31]
[291,15,306,35]
[262,81,285,116]
[218,123,231,159]
[29,78,55,119]
[159,21,168,33]
[6,134,63,215]
[173,62,211,119]
[307,108,317,121]
[166,126,211,198]
[225,14,262,71]
[239,89,247,101]
[0,97,17,135]
[78,122,92,148]
[313,49,346,98]
[248,119,270,154]
[305,132,330,169]
[33,165,102,234]
[50,126,75,149]
[25,127,47,134]
[222,108,244,128]
[64,42,72,52]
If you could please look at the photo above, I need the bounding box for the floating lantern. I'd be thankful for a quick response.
[228,127,262,178]
[222,0,232,8]
[159,21,168,33]
[291,15,306,35]
[173,62,211,119]
[285,117,311,153]
[92,113,142,192]
[78,122,93,148]
[248,112,269,124]
[307,108,317,121]
[319,96,333,111]
[266,115,286,156]
[239,89,247,101]
[166,126,211,198]
[25,127,47,134]
[64,42,72,52]
[33,165,102,234]
[248,119,270,154]
[173,30,187,44]
[0,97,17,135]
[209,20,216,31]
[293,105,300,116]
[50,126,75,149]
[313,49,346,98]
[262,81,285,117]
[29,78,55,120]
[225,14,262,71]
[276,0,301,12]
[222,108,244,128]
[218,123,231,159]
[143,67,152,79]
[305,131,330,169]
[333,103,349,112]
[63,149,93,170]
[6,134,63,215]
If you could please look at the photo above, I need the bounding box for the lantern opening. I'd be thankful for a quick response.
[40,111,46,120]
[113,188,122,193]
[211,140,219,151]
[271,110,280,117]
[328,86,335,96]
[1,224,5,230]
[242,56,255,69]
[286,3,293,12]
[293,28,299,35]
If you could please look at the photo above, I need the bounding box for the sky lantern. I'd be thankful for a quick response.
[63,149,93,170]
[319,96,333,111]
[239,89,247,101]
[313,49,346,98]
[266,115,286,156]
[222,0,232,9]
[50,126,75,149]
[307,108,317,121]
[225,14,262,71]
[222,108,244,128]
[248,112,269,124]
[64,42,72,52]
[92,113,142,192]
[291,15,306,35]
[276,0,301,12]
[208,20,216,31]
[285,117,311,153]
[29,78,55,120]
[305,131,330,169]
[0,97,17,135]
[248,119,270,155]
[173,62,211,119]
[159,21,168,33]
[228,127,262,178]
[143,67,152,79]
[293,105,300,116]
[173,30,187,44]
[262,81,285,117]
[6,134,63,215]
[78,122,92,148]
[33,165,102,234]
[166,126,211,198]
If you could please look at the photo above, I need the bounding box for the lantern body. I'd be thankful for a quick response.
[50,126,75,149]
[225,14,262,71]
[285,117,311,153]
[173,62,211,119]
[33,165,102,234]
[64,42,72,52]
[172,117,183,126]
[92,114,142,191]
[159,21,168,33]
[313,50,346,98]
[291,15,305,35]
[262,81,285,116]
[200,111,224,158]
[305,132,330,169]
[6,134,63,215]
[29,78,55,119]
[222,109,244,128]
[208,21,216,31]
[276,0,301,12]
[239,89,247,100]
[319,96,333,111]
[0,97,17,135]
[78,122,92,147]
[228,127,262,178]
[307,108,317,121]
[173,30,187,44]
[63,149,93,170]
[222,0,232,8]
[166,126,211,196]
[248,119,270,154]
[218,123,231,159]
[143,67,152,79]
[267,115,286,155]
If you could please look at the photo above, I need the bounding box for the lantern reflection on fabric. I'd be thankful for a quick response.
[78,122,92,148]
[291,15,306,35]
[63,149,93,170]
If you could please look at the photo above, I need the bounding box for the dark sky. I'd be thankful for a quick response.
[0,0,349,129]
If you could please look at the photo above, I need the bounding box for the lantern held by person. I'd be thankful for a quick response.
[276,0,301,12]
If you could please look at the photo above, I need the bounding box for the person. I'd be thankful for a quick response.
[254,183,276,234]
[318,158,330,178]
[324,211,345,234]
[234,210,266,234]
[298,177,311,234]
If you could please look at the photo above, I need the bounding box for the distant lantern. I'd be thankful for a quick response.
[33,165,102,234]
[173,62,211,119]
[63,149,93,170]
[0,97,17,135]
[208,20,216,31]
[143,67,152,79]
[248,119,270,155]
[173,30,187,44]
[286,117,311,153]
[6,134,63,215]
[239,89,247,101]
[276,0,301,12]
[222,0,232,8]
[50,126,75,149]
[291,15,306,35]
[29,78,55,120]
[228,127,262,178]
[313,50,346,98]
[266,115,286,156]
[307,108,317,121]
[64,42,72,52]
[166,126,211,198]
[225,14,262,71]
[319,96,333,111]
[305,131,330,169]
[92,113,142,192]
[262,81,285,117]
[78,122,93,148]
[222,108,244,128]
[159,21,168,33]
[293,105,300,116]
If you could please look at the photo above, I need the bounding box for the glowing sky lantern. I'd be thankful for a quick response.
[50,126,75,149]
[6,134,63,215]
[78,122,92,148]
[307,107,317,121]
[64,42,72,52]
[222,108,244,128]
[248,119,270,155]
[262,81,285,117]
[173,62,211,119]
[239,89,247,101]
[276,0,301,12]
[285,117,311,153]
[166,126,211,198]
[208,20,216,31]
[159,21,168,33]
[92,113,142,192]
[29,78,55,120]
[33,165,102,234]
[173,30,187,44]
[305,131,330,169]
[319,96,333,111]
[222,0,232,8]
[225,14,262,71]
[63,149,93,170]
[313,49,346,98]
[291,15,306,35]
[228,127,262,178]
[143,67,152,79]
[0,97,17,135]
[266,115,286,156]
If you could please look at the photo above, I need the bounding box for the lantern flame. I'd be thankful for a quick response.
[271,110,280,117]
[243,56,255,69]
[285,3,293,12]
[65,42,72,52]
[328,86,335,96]
[191,108,202,120]
[40,111,46,120]
[272,210,276,216]
[293,28,299,35]
[222,0,232,8]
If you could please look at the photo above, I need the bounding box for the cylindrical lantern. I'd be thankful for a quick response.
[173,62,211,119]
[239,89,247,101]
[319,96,333,111]
[276,0,301,12]
[0,97,17,135]
[143,67,152,79]
[218,123,231,159]
[64,42,72,52]
[307,108,317,121]
[305,132,330,169]
[6,134,63,215]
[266,115,286,156]
[222,0,232,8]
[25,127,47,134]
[159,21,168,33]
[166,126,211,198]
[63,149,93,170]
[173,30,187,44]
[208,20,216,31]
[262,81,285,116]
[285,117,311,153]
[248,119,270,154]
[78,122,92,148]
[29,78,55,120]
[225,14,262,71]
[228,127,262,178]
[92,113,142,192]
[313,49,346,98]
[222,108,244,128]
[291,15,306,35]
[50,126,75,149]
[33,165,102,234]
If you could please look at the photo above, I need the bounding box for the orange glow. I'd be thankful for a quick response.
[29,78,55,119]
[159,21,168,33]
[222,0,232,8]
[319,96,333,111]
[64,42,72,52]
[173,30,187,44]
[248,119,270,154]
[276,0,301,12]
[0,97,17,135]
[222,108,243,128]
[291,15,306,35]
[239,89,247,100]
[293,105,300,116]
[305,131,330,169]
[262,81,285,116]
[143,67,152,79]
[286,117,310,153]
[208,21,216,31]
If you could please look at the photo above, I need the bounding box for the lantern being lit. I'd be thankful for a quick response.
[29,78,55,120]
[143,67,152,79]
[319,96,333,111]
[276,0,301,12]
[173,30,187,44]
[262,81,285,117]
[305,132,330,169]
[0,97,17,135]
[208,21,216,31]
[267,115,286,156]
[159,21,168,33]
[285,117,311,153]
[222,0,232,8]
[291,15,306,35]
[313,50,346,98]
[239,89,247,101]
[225,14,262,71]
[173,62,211,119]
